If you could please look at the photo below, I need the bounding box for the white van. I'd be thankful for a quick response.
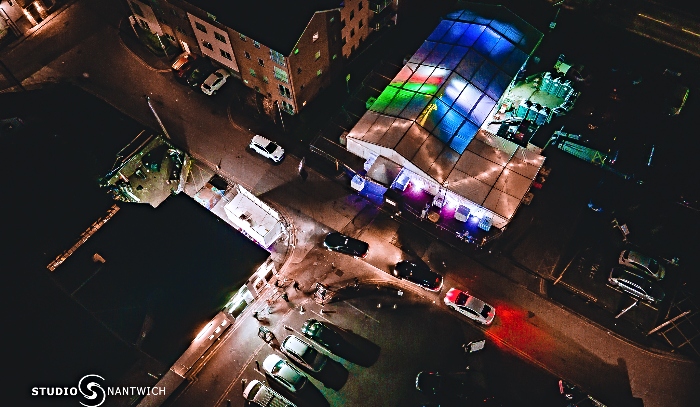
[243,380,297,407]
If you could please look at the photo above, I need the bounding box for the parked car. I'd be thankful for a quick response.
[558,379,608,407]
[249,135,285,163]
[281,335,328,372]
[444,287,496,325]
[243,379,297,407]
[415,371,468,399]
[618,249,665,280]
[393,261,443,292]
[608,267,665,305]
[171,52,198,77]
[262,354,308,394]
[322,232,369,258]
[300,319,344,352]
[201,68,231,95]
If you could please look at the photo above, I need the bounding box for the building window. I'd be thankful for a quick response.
[294,48,299,55]
[316,69,322,76]
[258,58,264,67]
[169,8,179,18]
[263,76,269,83]
[313,32,319,42]
[202,40,213,50]
[281,100,294,113]
[131,2,143,17]
[253,40,260,49]
[359,19,363,28]
[244,51,250,59]
[220,50,232,60]
[214,32,226,43]
[175,26,185,34]
[350,28,355,38]
[297,67,302,74]
[358,1,363,10]
[270,49,286,66]
[340,19,345,29]
[278,84,291,98]
[274,66,289,83]
[255,85,260,93]
[341,37,346,46]
[315,51,320,60]
[330,16,335,23]
[239,33,247,41]
[332,54,337,60]
[195,22,207,33]
[249,68,256,77]
[350,10,354,20]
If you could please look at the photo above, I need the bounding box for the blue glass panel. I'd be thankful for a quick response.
[445,11,463,20]
[485,71,511,101]
[440,45,468,70]
[418,98,449,132]
[472,61,498,92]
[409,41,436,64]
[424,43,452,67]
[450,120,479,154]
[433,108,465,143]
[489,38,515,67]
[502,48,528,75]
[489,20,524,46]
[458,24,484,47]
[441,22,470,44]
[371,85,400,113]
[436,72,467,107]
[427,20,454,42]
[384,89,415,116]
[399,93,431,121]
[473,27,500,57]
[456,10,478,23]
[469,95,496,125]
[453,83,481,117]
[454,49,484,81]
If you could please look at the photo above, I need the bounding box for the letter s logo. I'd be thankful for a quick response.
[78,374,106,407]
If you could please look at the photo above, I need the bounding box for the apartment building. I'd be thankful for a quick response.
[126,0,397,115]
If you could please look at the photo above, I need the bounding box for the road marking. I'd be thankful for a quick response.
[344,302,380,324]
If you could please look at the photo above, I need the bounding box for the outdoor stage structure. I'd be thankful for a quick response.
[345,4,545,231]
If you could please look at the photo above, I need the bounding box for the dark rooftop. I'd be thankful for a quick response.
[184,0,342,55]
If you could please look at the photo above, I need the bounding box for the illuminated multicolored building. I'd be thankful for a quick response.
[346,4,544,231]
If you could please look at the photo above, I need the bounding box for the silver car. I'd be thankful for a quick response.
[262,354,308,393]
[618,250,665,280]
[608,267,665,305]
[281,335,328,372]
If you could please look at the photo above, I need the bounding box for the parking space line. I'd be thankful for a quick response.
[344,302,380,324]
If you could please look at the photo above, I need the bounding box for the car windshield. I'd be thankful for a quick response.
[647,259,659,273]
[264,141,278,153]
[455,292,469,306]
[480,305,492,319]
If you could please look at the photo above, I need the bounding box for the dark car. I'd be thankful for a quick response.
[393,261,443,292]
[558,379,608,407]
[300,319,344,352]
[323,232,369,258]
[608,267,665,305]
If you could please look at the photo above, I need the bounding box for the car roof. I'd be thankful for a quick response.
[283,335,310,356]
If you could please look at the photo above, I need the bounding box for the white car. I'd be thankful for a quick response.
[201,69,230,95]
[281,335,328,372]
[618,250,665,280]
[250,135,285,163]
[262,354,308,394]
[444,287,495,325]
